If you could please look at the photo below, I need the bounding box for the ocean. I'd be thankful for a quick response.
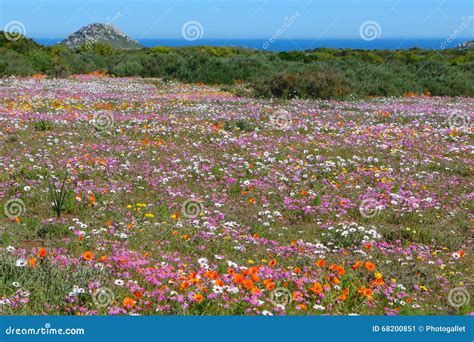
[34,38,467,51]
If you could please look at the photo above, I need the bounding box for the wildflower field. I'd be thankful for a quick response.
[0,74,472,316]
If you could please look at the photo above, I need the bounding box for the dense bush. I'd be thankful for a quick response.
[0,33,472,99]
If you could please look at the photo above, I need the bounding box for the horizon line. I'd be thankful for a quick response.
[31,37,473,40]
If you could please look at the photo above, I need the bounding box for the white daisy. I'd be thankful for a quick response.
[114,279,125,286]
[197,257,209,266]
[15,259,27,267]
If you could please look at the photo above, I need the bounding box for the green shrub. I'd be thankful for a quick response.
[0,34,472,99]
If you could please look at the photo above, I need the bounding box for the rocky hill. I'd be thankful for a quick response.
[61,23,142,49]
[455,40,474,49]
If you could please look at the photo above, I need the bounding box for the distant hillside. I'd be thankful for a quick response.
[456,40,474,49]
[61,23,142,49]
[0,29,472,98]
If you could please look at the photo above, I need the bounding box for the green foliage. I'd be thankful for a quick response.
[34,120,54,131]
[253,67,350,99]
[224,118,259,132]
[0,34,472,98]
[47,173,72,218]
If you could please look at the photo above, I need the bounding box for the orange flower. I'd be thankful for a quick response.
[248,198,255,204]
[364,261,376,272]
[170,213,179,220]
[180,281,190,290]
[292,291,302,300]
[250,273,260,282]
[233,274,244,284]
[338,294,347,301]
[249,266,259,275]
[88,193,96,205]
[351,261,363,270]
[315,259,326,267]
[357,287,373,298]
[329,264,346,276]
[373,277,385,287]
[266,282,275,291]
[335,266,345,276]
[310,282,323,294]
[193,293,204,302]
[204,271,218,280]
[242,279,254,290]
[268,259,277,267]
[332,276,340,285]
[82,251,94,261]
[133,290,143,299]
[294,267,301,274]
[28,257,37,267]
[300,190,308,197]
[37,248,47,259]
[98,255,108,262]
[122,297,135,308]
[251,287,261,295]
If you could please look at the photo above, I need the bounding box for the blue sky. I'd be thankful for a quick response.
[0,0,473,39]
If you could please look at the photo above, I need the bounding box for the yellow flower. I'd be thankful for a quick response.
[248,259,254,264]
[145,213,154,218]
[127,204,132,209]
[375,271,383,279]
[419,285,428,291]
